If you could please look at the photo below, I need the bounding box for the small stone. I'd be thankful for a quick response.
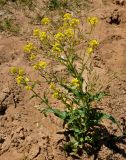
[0,10,6,16]
[28,145,40,160]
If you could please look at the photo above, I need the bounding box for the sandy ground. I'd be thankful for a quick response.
[0,0,126,159]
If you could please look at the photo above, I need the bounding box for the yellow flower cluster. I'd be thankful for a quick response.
[10,67,18,74]
[54,30,73,41]
[49,83,56,90]
[87,17,98,26]
[29,53,36,61]
[70,18,80,27]
[71,78,80,87]
[16,76,32,90]
[86,47,93,56]
[86,39,99,56]
[49,83,60,99]
[25,85,32,91]
[33,29,47,42]
[39,31,47,41]
[64,28,74,38]
[23,42,37,62]
[33,61,47,70]
[41,17,50,25]
[16,76,24,84]
[54,32,64,42]
[63,13,72,21]
[18,69,24,76]
[63,13,80,28]
[33,29,40,36]
[52,43,61,52]
[16,76,29,85]
[11,67,24,76]
[89,39,99,47]
[11,67,33,91]
[52,91,59,98]
[23,43,35,53]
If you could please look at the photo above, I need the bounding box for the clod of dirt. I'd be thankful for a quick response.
[1,138,11,155]
[113,0,125,5]
[0,134,5,144]
[11,127,26,141]
[0,87,11,114]
[106,9,122,25]
[0,104,7,115]
[28,145,40,160]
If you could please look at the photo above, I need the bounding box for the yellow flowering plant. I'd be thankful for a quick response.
[11,13,122,157]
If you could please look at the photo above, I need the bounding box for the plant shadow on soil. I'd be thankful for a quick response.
[92,131,126,160]
[57,124,126,159]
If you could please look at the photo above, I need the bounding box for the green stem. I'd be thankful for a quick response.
[64,51,78,77]
[31,89,50,108]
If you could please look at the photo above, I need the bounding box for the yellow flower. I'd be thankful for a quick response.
[71,78,80,87]
[23,43,35,53]
[33,28,40,36]
[54,32,64,41]
[25,85,32,91]
[39,32,47,41]
[52,91,59,98]
[29,53,36,61]
[33,64,38,70]
[41,17,50,25]
[10,67,18,74]
[87,17,98,26]
[25,77,30,83]
[70,18,80,27]
[89,39,99,47]
[18,69,24,76]
[63,13,72,21]
[52,43,61,52]
[39,61,47,69]
[86,47,93,55]
[64,28,74,38]
[16,76,24,85]
[49,83,56,90]
[34,61,47,70]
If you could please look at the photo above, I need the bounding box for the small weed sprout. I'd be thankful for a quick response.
[0,18,20,33]
[0,0,34,9]
[46,0,91,12]
[11,14,122,157]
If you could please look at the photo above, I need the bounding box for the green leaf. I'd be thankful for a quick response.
[43,91,48,103]
[42,108,68,120]
[31,82,36,89]
[100,113,123,133]
[94,92,107,101]
[29,94,37,100]
[89,92,107,102]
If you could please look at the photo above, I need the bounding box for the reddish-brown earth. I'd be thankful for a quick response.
[0,0,126,159]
